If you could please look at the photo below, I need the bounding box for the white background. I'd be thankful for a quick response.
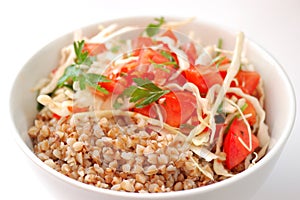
[1,0,299,199]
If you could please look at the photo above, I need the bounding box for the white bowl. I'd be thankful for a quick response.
[10,16,296,200]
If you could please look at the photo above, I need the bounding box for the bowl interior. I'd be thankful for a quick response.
[10,16,296,198]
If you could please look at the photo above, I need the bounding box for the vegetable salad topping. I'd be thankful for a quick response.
[30,17,270,192]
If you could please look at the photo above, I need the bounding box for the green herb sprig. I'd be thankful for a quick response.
[211,56,227,68]
[216,38,223,56]
[145,17,166,37]
[73,40,93,66]
[114,78,170,109]
[57,40,110,94]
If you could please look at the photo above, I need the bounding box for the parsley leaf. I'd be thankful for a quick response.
[73,40,93,66]
[84,73,110,94]
[146,17,165,37]
[57,65,80,87]
[57,40,110,94]
[113,78,170,109]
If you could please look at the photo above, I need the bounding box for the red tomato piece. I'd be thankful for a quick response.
[120,60,139,74]
[161,29,178,43]
[219,70,227,79]
[184,66,205,93]
[152,68,171,85]
[202,71,223,91]
[243,100,257,126]
[133,104,157,119]
[138,49,154,65]
[182,42,197,65]
[159,92,181,127]
[152,54,170,64]
[184,65,223,95]
[175,91,197,123]
[133,91,196,127]
[99,58,140,95]
[82,43,106,56]
[223,118,259,170]
[138,48,169,65]
[132,37,154,49]
[52,113,61,120]
[98,80,116,93]
[136,48,176,86]
[159,91,196,127]
[235,71,260,95]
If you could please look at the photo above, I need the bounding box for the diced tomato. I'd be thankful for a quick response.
[184,66,206,93]
[52,113,61,120]
[138,48,169,65]
[175,91,197,123]
[159,91,196,127]
[82,43,106,56]
[235,71,260,95]
[243,100,257,125]
[202,71,224,91]
[223,118,259,170]
[98,58,141,95]
[161,29,178,43]
[219,70,227,79]
[135,48,176,85]
[217,70,260,96]
[133,104,157,119]
[98,80,116,93]
[182,42,197,65]
[121,60,139,74]
[138,49,154,65]
[133,91,196,127]
[166,70,187,86]
[105,60,139,79]
[132,37,154,49]
[129,49,141,57]
[152,54,170,64]
[140,72,155,81]
[152,68,171,85]
[158,92,181,127]
[183,65,223,95]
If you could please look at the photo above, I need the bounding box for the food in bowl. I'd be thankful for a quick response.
[27,17,270,193]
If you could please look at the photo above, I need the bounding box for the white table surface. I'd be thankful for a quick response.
[1,0,299,199]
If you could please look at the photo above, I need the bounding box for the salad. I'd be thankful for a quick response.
[28,17,270,192]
